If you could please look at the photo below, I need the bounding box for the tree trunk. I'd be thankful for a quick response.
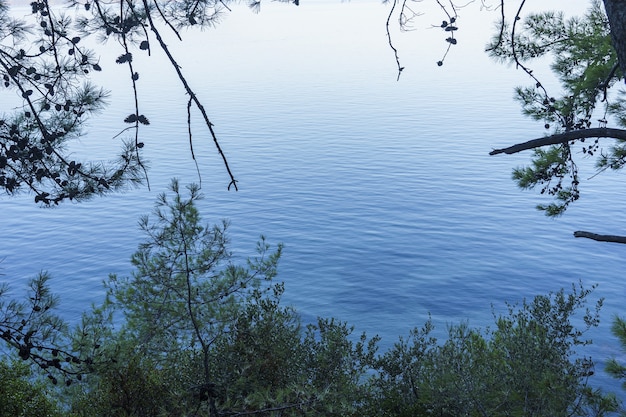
[604,0,626,80]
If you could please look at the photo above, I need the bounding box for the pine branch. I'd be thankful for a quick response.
[490,128,626,155]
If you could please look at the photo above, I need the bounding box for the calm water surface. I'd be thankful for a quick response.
[2,0,625,393]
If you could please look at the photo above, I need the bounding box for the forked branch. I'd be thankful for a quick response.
[142,0,238,191]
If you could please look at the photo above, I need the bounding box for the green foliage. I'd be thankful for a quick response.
[0,273,91,384]
[208,282,304,412]
[0,359,63,417]
[2,183,620,416]
[67,352,181,417]
[211,314,378,416]
[0,0,145,204]
[105,179,272,360]
[488,1,624,216]
[606,316,626,392]
[67,179,379,416]
[362,319,436,417]
[298,318,379,415]
[484,283,605,417]
[488,1,617,126]
[1,0,300,203]
[512,145,579,216]
[360,282,618,417]
[83,179,288,414]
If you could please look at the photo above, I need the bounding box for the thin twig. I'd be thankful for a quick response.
[599,62,619,101]
[187,98,202,188]
[485,0,505,52]
[142,0,238,190]
[385,0,404,81]
[122,0,151,190]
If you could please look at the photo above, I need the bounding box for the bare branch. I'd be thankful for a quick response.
[187,98,202,188]
[573,230,626,244]
[485,0,504,52]
[489,128,626,155]
[385,0,404,81]
[142,0,238,190]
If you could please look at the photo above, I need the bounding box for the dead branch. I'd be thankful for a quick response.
[573,230,626,244]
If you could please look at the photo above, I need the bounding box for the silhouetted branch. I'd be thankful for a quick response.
[435,0,457,22]
[187,98,202,188]
[599,62,620,101]
[509,0,552,104]
[573,231,626,244]
[121,2,151,190]
[153,0,182,41]
[142,0,238,190]
[489,128,626,155]
[398,0,422,30]
[385,0,404,81]
[485,0,505,52]
[0,274,96,385]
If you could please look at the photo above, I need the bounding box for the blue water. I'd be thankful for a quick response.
[2,0,625,395]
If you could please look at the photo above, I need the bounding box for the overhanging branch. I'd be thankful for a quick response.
[489,128,626,155]
[573,230,626,244]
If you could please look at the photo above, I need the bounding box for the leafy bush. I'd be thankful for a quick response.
[2,180,620,416]
[68,180,378,416]
[0,359,62,417]
[360,283,619,417]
